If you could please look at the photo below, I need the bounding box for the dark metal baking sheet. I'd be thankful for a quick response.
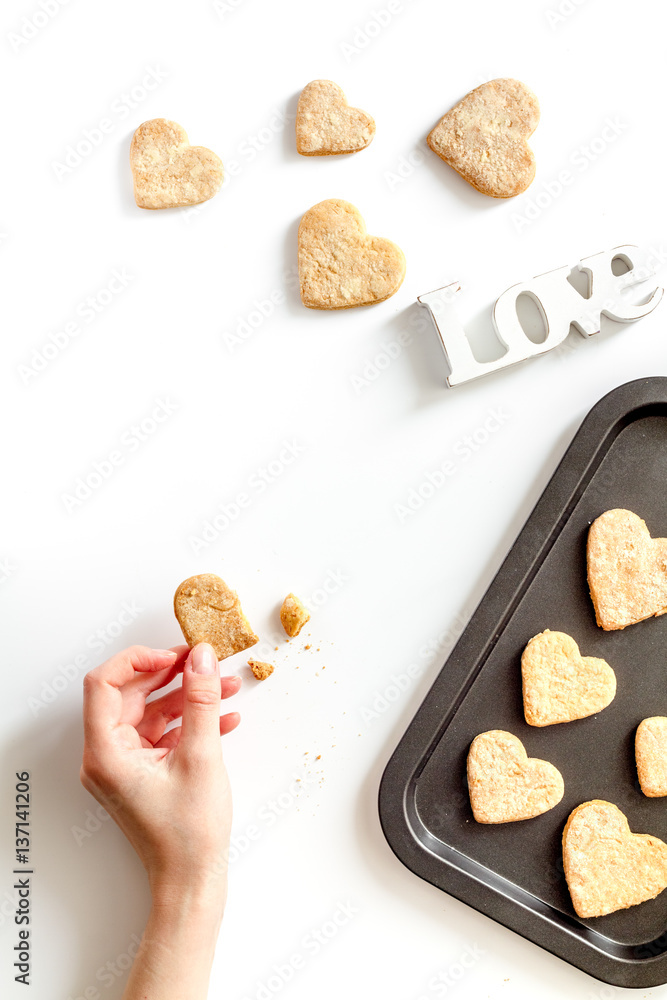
[379,377,667,988]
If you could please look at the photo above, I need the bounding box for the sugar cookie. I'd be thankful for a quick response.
[427,78,539,198]
[467,730,564,824]
[296,80,375,156]
[521,630,616,727]
[130,118,224,209]
[587,509,667,630]
[636,717,667,797]
[563,800,667,917]
[174,574,258,660]
[298,198,405,309]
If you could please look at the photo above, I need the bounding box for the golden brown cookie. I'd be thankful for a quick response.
[130,119,224,209]
[298,199,405,309]
[587,509,667,630]
[466,730,564,824]
[174,574,258,660]
[427,78,539,198]
[562,800,667,917]
[296,80,375,156]
[521,630,616,727]
[636,717,667,797]
[280,593,310,638]
[249,659,274,681]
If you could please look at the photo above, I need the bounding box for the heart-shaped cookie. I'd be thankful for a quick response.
[130,119,224,210]
[296,80,375,156]
[521,630,616,727]
[427,78,539,198]
[467,730,564,824]
[587,509,667,630]
[298,199,405,309]
[563,800,667,917]
[636,717,667,797]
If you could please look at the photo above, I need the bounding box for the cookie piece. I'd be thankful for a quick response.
[174,574,258,660]
[521,630,616,727]
[298,199,406,309]
[562,800,667,917]
[427,78,539,198]
[130,119,224,209]
[587,509,667,630]
[296,80,375,156]
[280,593,310,638]
[467,730,564,824]
[636,717,667,797]
[249,659,274,681]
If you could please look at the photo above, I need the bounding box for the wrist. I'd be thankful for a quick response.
[149,869,228,924]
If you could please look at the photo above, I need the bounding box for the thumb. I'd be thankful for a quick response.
[178,643,222,759]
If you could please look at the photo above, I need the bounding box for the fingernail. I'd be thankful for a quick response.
[191,644,218,674]
[155,648,178,658]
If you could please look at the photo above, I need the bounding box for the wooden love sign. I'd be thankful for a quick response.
[418,245,663,387]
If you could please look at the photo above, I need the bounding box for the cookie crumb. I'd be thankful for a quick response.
[248,659,274,681]
[280,593,310,637]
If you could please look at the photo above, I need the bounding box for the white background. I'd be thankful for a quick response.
[2,0,667,997]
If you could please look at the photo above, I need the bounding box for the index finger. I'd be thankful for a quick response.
[83,645,179,747]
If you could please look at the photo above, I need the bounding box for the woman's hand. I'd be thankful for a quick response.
[80,642,241,999]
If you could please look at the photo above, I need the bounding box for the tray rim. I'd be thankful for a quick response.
[378,376,667,989]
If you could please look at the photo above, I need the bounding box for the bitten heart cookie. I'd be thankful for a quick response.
[130,119,224,209]
[587,509,667,630]
[174,574,258,660]
[296,80,375,155]
[562,800,667,917]
[521,630,616,727]
[427,78,539,198]
[636,717,667,797]
[467,730,564,824]
[298,199,405,309]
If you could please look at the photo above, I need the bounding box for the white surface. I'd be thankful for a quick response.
[2,0,667,997]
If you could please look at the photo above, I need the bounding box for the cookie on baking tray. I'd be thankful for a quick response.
[562,800,667,917]
[521,629,616,727]
[636,717,667,797]
[587,509,667,630]
[467,730,564,824]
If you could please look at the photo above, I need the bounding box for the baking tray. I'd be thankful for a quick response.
[379,377,667,988]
